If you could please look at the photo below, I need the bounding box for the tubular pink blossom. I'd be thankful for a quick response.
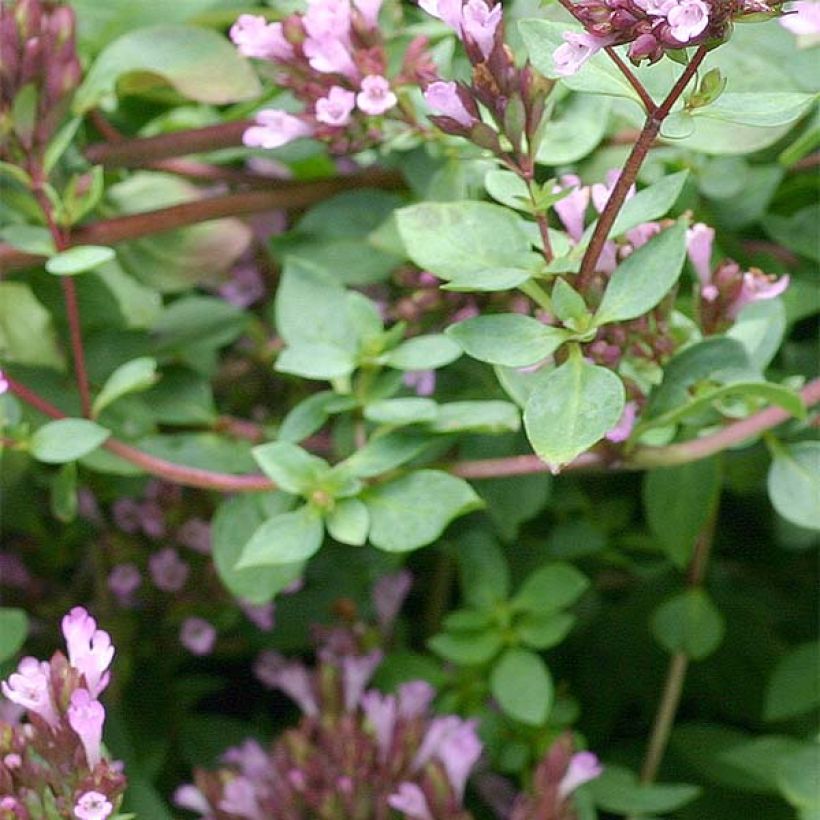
[356,74,398,115]
[244,110,314,149]
[173,785,212,815]
[460,0,502,58]
[606,401,638,443]
[388,782,434,820]
[435,719,482,800]
[353,0,384,28]
[303,36,359,79]
[553,175,590,242]
[73,791,113,820]
[418,0,465,31]
[729,272,790,317]
[424,80,475,126]
[179,617,217,656]
[686,223,715,287]
[553,32,611,76]
[361,690,398,758]
[666,0,711,41]
[0,656,59,728]
[62,607,114,697]
[315,86,357,126]
[342,649,383,711]
[304,0,352,42]
[229,15,294,60]
[397,680,435,718]
[780,1,820,35]
[67,688,105,769]
[558,751,603,798]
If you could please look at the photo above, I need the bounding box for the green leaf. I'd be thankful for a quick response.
[765,643,820,722]
[0,282,63,369]
[45,245,115,276]
[443,609,494,631]
[768,442,820,531]
[643,457,722,569]
[0,607,28,663]
[447,315,569,368]
[341,432,432,479]
[326,498,370,546]
[278,392,353,443]
[212,494,304,604]
[50,462,78,523]
[428,630,504,665]
[589,766,701,814]
[275,344,357,380]
[395,201,536,280]
[30,419,110,464]
[430,401,520,435]
[251,442,330,495]
[93,357,158,417]
[696,92,817,128]
[490,648,553,726]
[236,505,325,568]
[0,225,56,255]
[524,355,625,469]
[776,745,820,814]
[607,171,690,238]
[74,24,260,112]
[651,589,726,660]
[152,295,247,351]
[537,93,611,165]
[511,563,590,613]
[365,398,439,426]
[551,278,589,327]
[594,222,687,325]
[442,267,534,292]
[727,298,787,370]
[383,334,462,370]
[365,470,483,552]
[455,530,510,609]
[515,611,576,650]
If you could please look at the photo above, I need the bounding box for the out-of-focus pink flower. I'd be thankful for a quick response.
[403,370,436,396]
[62,607,114,697]
[361,690,397,758]
[316,86,357,126]
[424,81,476,127]
[553,32,610,76]
[1,657,59,727]
[730,271,790,318]
[222,739,271,781]
[219,775,262,818]
[686,222,716,291]
[230,14,294,60]
[460,0,502,57]
[357,75,398,115]
[419,0,465,31]
[240,599,276,631]
[108,563,141,601]
[264,659,320,717]
[558,751,603,798]
[173,785,212,815]
[304,0,352,42]
[73,791,113,820]
[253,649,285,688]
[667,0,711,41]
[553,175,590,242]
[342,650,383,711]
[180,618,217,656]
[626,222,661,250]
[373,569,413,631]
[176,518,212,554]
[398,680,435,719]
[0,370,8,395]
[220,262,266,309]
[353,0,384,28]
[0,552,30,588]
[67,688,105,769]
[111,498,142,534]
[780,0,820,35]
[244,110,313,149]
[436,719,483,800]
[148,548,189,593]
[388,782,434,820]
[304,36,359,78]
[591,169,635,214]
[605,401,637,443]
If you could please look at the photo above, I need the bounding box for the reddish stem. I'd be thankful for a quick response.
[604,47,656,111]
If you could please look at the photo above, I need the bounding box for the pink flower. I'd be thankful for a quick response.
[173,785,212,815]
[180,617,217,656]
[148,548,189,593]
[403,369,436,396]
[219,775,262,818]
[304,0,352,42]
[419,0,465,31]
[361,690,397,758]
[356,74,398,115]
[230,14,294,60]
[558,751,603,798]
[460,0,502,57]
[553,32,610,77]
[435,718,482,800]
[108,563,141,600]
[67,688,105,769]
[591,169,635,214]
[634,0,677,12]
[625,222,661,250]
[315,86,357,126]
[243,110,313,149]
[0,370,8,394]
[1,656,59,727]
[398,680,435,719]
[342,649,383,711]
[729,271,790,318]
[780,1,820,35]
[605,401,637,443]
[424,81,475,126]
[303,35,359,78]
[388,782,433,820]
[222,739,271,780]
[373,569,413,631]
[667,0,710,42]
[73,791,113,820]
[553,175,590,242]
[62,607,114,697]
[261,657,319,716]
[176,517,212,554]
[240,599,276,631]
[353,0,384,27]
[686,223,715,288]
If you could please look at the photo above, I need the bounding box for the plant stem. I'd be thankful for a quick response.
[579,46,708,277]
[0,168,406,273]
[603,47,656,111]
[8,375,818,493]
[31,176,93,417]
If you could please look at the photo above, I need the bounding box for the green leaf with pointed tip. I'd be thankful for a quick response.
[395,201,535,280]
[93,357,158,418]
[0,282,64,369]
[429,630,504,665]
[607,171,690,238]
[515,611,576,650]
[447,315,569,368]
[589,766,701,814]
[511,563,590,613]
[594,223,687,326]
[0,607,28,663]
[383,334,461,370]
[30,419,110,464]
[651,589,726,660]
[365,470,483,552]
[341,432,432,479]
[275,344,357,381]
[767,441,820,531]
[524,356,625,468]
[45,245,115,276]
[326,498,370,546]
[365,398,439,426]
[765,643,820,722]
[430,401,520,434]
[490,648,553,726]
[74,25,260,112]
[441,267,534,292]
[251,442,330,495]
[236,505,324,568]
[0,225,56,255]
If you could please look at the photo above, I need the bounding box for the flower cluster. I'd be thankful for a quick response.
[419,0,554,176]
[176,656,480,819]
[0,0,82,164]
[686,223,790,333]
[553,0,781,73]
[230,2,437,153]
[0,607,126,819]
